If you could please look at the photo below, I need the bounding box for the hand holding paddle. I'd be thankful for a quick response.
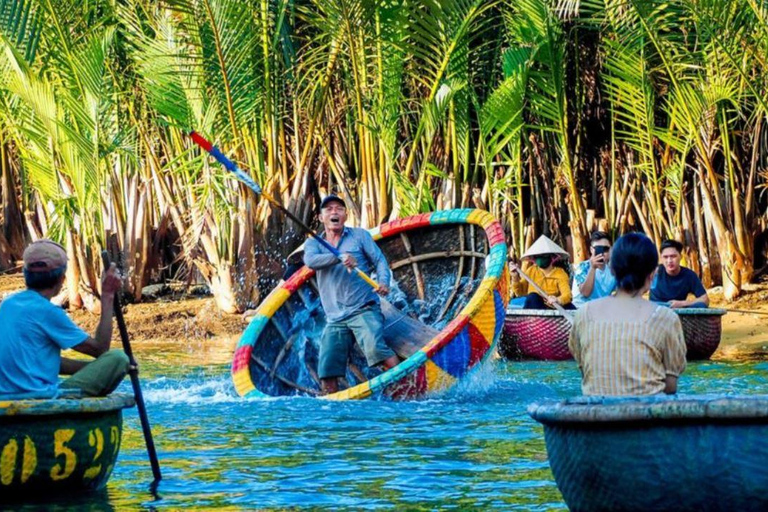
[510,261,575,325]
[101,251,162,484]
[188,131,381,292]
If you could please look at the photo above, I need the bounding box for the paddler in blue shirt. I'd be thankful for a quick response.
[0,240,129,399]
[303,195,400,394]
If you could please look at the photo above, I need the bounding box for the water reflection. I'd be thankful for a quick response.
[4,356,768,510]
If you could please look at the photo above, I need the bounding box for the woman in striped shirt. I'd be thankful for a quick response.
[568,233,686,396]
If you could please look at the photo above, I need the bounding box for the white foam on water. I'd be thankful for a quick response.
[141,376,240,405]
[443,358,499,399]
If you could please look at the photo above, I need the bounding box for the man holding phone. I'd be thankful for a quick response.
[572,231,617,308]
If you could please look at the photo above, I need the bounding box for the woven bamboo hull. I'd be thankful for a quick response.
[529,395,768,512]
[499,308,726,361]
[232,209,511,400]
[0,393,135,497]
[499,311,572,361]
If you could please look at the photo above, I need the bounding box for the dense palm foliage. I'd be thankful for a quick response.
[0,0,766,311]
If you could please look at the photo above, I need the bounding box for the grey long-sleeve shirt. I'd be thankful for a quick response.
[303,227,391,323]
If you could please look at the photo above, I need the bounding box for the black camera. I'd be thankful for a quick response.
[593,245,609,255]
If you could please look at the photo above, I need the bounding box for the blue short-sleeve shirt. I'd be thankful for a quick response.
[571,260,617,308]
[0,290,88,398]
[650,266,707,303]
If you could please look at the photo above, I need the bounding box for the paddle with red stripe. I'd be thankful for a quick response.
[188,131,380,291]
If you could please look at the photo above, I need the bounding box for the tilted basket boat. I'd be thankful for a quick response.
[232,209,510,400]
[499,307,726,361]
[529,395,768,512]
[0,393,135,496]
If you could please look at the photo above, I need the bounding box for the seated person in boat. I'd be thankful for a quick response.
[650,239,709,309]
[571,231,617,308]
[303,195,399,394]
[569,233,686,396]
[0,240,130,399]
[511,235,575,310]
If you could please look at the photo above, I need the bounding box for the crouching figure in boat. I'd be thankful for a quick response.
[0,240,134,496]
[510,235,575,310]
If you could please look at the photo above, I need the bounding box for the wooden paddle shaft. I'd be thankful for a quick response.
[189,131,379,291]
[512,263,574,323]
[380,299,439,358]
[101,252,162,483]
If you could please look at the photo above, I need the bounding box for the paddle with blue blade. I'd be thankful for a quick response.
[188,131,382,292]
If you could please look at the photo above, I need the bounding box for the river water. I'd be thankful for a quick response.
[8,355,768,510]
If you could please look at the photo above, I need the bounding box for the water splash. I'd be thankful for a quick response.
[141,376,239,405]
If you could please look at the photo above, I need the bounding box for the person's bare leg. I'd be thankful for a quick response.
[321,377,339,395]
[380,355,401,371]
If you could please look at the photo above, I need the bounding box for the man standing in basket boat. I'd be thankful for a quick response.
[650,239,710,309]
[0,240,130,399]
[510,235,576,310]
[571,231,617,308]
[569,233,687,396]
[303,195,400,395]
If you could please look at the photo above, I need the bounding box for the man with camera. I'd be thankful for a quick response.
[572,231,617,308]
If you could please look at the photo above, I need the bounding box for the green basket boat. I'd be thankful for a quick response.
[0,392,135,497]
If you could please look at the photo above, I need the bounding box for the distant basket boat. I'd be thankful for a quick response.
[232,209,510,400]
[0,393,135,496]
[499,307,726,361]
[529,395,768,512]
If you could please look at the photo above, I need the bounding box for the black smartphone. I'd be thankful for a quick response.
[594,245,609,256]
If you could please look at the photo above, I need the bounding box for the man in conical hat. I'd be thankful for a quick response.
[511,235,575,310]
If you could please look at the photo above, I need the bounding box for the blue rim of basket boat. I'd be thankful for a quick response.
[506,307,727,316]
[528,394,768,424]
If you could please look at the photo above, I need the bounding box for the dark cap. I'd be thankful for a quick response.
[320,194,345,209]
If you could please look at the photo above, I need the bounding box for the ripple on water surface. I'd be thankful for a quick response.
[6,359,767,510]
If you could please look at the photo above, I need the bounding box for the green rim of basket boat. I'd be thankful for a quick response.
[0,394,136,417]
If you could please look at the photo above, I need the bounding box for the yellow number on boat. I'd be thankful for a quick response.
[1,438,18,486]
[110,426,120,456]
[0,437,37,486]
[21,437,37,484]
[84,428,104,480]
[50,429,77,481]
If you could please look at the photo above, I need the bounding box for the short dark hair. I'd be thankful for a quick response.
[24,267,66,290]
[590,231,611,245]
[610,233,658,293]
[660,239,684,253]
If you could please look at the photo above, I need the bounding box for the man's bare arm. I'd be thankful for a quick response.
[60,357,88,375]
[663,375,678,394]
[71,264,121,358]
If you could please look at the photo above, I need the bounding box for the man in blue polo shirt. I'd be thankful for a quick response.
[572,231,617,307]
[303,195,399,394]
[0,240,129,399]
[650,239,709,309]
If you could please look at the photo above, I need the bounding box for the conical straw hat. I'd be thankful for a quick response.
[522,235,569,259]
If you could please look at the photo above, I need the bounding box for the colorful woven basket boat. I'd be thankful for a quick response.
[529,394,768,511]
[500,307,726,361]
[0,393,134,496]
[232,209,510,400]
